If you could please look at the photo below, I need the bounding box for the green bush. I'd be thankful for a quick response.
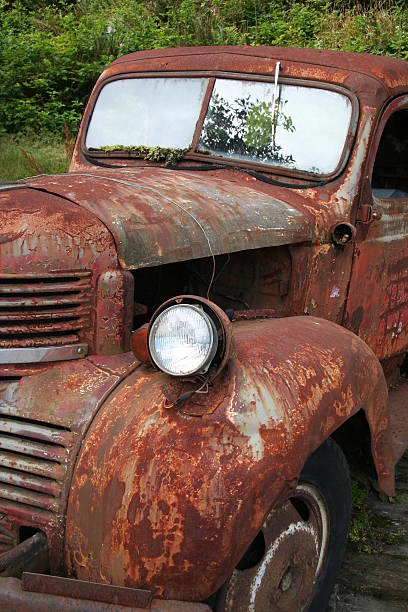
[1,0,408,137]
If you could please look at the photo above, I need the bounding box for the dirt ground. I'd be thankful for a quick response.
[328,451,408,611]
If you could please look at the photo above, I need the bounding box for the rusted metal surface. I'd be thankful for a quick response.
[0,532,48,576]
[0,189,117,276]
[344,93,408,361]
[0,353,139,570]
[95,270,134,355]
[0,187,118,359]
[0,577,211,611]
[1,44,408,607]
[65,316,391,602]
[131,324,150,363]
[22,572,152,608]
[215,487,326,611]
[232,308,287,320]
[106,46,408,97]
[25,170,312,270]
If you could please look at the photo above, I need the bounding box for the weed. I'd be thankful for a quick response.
[0,134,69,181]
[93,145,187,166]
[348,480,406,554]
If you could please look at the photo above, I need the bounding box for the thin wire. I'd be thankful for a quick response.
[213,253,230,284]
[194,380,209,394]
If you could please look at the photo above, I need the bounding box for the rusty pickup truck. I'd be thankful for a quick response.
[1,45,408,611]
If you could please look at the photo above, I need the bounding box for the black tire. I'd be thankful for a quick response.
[302,437,351,612]
[213,437,351,611]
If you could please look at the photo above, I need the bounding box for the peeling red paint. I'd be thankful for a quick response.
[1,45,408,609]
[65,318,391,601]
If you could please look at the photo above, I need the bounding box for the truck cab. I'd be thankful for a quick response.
[0,45,407,611]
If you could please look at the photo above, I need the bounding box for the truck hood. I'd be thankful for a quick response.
[25,168,313,269]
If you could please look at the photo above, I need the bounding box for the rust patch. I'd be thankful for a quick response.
[65,317,391,602]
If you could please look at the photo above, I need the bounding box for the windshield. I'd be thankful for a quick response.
[199,79,352,175]
[86,77,209,150]
[86,76,353,176]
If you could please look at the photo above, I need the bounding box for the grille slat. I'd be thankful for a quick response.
[0,434,67,463]
[0,418,73,446]
[0,483,58,512]
[0,467,61,497]
[0,451,65,480]
[0,416,69,515]
[0,497,55,523]
[0,279,91,295]
[0,272,91,280]
[0,306,90,322]
[0,334,79,348]
[0,294,90,308]
[0,272,91,350]
[0,318,89,336]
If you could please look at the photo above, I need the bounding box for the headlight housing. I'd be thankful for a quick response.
[148,303,218,377]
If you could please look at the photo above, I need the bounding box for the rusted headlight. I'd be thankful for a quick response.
[149,304,218,376]
[131,295,232,381]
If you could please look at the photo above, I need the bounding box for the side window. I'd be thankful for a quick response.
[372,108,408,199]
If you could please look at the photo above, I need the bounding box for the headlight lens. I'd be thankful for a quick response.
[148,304,218,376]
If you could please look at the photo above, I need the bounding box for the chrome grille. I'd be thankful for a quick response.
[0,413,72,519]
[0,272,91,348]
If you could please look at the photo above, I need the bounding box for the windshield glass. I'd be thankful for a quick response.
[86,76,353,176]
[198,79,353,175]
[86,77,209,150]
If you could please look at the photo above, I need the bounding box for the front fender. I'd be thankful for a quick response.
[65,316,391,601]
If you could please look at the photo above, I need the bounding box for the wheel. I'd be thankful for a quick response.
[214,438,351,612]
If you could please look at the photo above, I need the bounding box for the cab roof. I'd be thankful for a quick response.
[105,46,408,107]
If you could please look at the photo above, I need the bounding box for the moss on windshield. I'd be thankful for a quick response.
[89,145,187,166]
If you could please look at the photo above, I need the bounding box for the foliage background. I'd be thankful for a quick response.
[1,0,408,138]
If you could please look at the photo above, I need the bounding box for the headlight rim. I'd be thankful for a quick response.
[147,295,232,380]
[148,302,218,377]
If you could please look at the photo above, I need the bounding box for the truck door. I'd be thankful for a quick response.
[345,96,408,362]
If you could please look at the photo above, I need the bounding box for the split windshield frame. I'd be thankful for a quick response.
[81,70,359,183]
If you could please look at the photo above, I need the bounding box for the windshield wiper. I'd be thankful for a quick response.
[84,154,128,168]
[241,168,327,189]
[85,151,325,188]
[169,160,325,188]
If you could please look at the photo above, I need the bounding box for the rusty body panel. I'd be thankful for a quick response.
[106,46,408,95]
[22,572,153,607]
[0,577,210,611]
[0,187,116,275]
[25,170,312,270]
[2,45,408,609]
[65,317,390,601]
[345,94,408,361]
[0,352,139,571]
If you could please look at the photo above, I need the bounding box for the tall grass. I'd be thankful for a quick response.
[317,2,408,57]
[0,135,70,182]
